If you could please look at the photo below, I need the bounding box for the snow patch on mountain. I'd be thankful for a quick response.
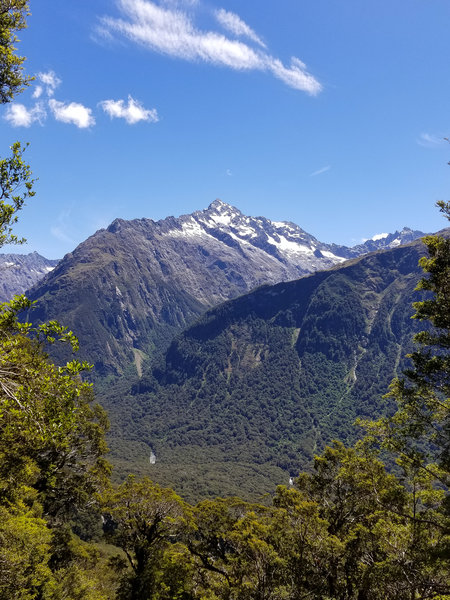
[0,252,60,302]
[321,250,346,262]
[268,235,314,255]
[165,200,425,278]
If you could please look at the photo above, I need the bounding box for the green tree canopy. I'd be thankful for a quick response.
[0,0,32,103]
[0,141,35,246]
[362,202,450,483]
[101,476,190,600]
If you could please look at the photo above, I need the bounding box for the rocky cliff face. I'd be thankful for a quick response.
[26,200,424,375]
[0,252,59,302]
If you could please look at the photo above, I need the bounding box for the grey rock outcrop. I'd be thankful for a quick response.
[0,252,59,302]
[26,200,424,375]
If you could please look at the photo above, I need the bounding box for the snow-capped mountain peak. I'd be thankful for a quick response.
[3,201,424,314]
[164,200,425,277]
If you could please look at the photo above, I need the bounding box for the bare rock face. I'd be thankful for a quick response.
[0,252,59,302]
[25,200,424,376]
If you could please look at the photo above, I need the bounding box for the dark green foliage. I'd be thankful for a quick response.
[1,206,448,598]
[363,205,450,483]
[101,476,191,600]
[100,240,429,501]
[409,203,450,396]
[0,296,110,517]
[1,7,448,594]
[97,449,449,600]
[0,295,120,598]
[27,232,208,377]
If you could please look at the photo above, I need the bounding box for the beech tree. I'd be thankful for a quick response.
[356,202,450,597]
[0,2,35,246]
[0,0,32,103]
[0,296,110,519]
[0,501,52,600]
[0,141,36,246]
[0,5,115,598]
[101,476,191,600]
[291,441,450,599]
[363,202,450,484]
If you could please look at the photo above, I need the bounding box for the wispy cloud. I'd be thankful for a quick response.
[50,225,75,244]
[226,168,232,176]
[4,102,46,127]
[50,208,76,245]
[32,85,43,99]
[310,165,331,177]
[49,99,95,128]
[215,8,266,48]
[417,133,445,148]
[38,71,62,96]
[32,71,62,99]
[5,70,64,126]
[99,95,159,124]
[161,0,199,7]
[98,0,322,94]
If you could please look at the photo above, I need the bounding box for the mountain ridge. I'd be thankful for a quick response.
[0,251,59,302]
[103,236,431,501]
[25,200,424,376]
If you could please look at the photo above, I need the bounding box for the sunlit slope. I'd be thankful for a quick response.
[25,200,422,377]
[104,237,431,501]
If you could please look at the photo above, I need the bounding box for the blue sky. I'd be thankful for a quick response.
[1,0,450,259]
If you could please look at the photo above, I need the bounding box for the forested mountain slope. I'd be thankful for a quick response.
[25,199,423,376]
[104,236,433,501]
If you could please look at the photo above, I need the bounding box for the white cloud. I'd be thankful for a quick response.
[215,9,266,48]
[99,0,322,94]
[268,57,321,94]
[4,102,46,127]
[371,232,388,241]
[310,165,331,177]
[4,103,34,127]
[37,70,62,96]
[162,0,198,6]
[100,1,261,70]
[99,95,159,124]
[3,67,152,130]
[226,168,232,176]
[49,99,95,128]
[32,85,43,99]
[417,133,445,148]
